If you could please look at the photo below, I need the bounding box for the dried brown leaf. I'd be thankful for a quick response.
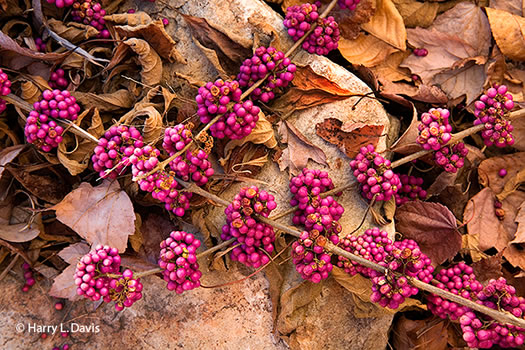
[49,264,82,301]
[333,0,376,40]
[277,281,323,334]
[339,33,398,67]
[315,118,384,158]
[390,105,420,154]
[392,315,448,350]
[514,202,525,244]
[392,0,438,28]
[0,145,24,180]
[486,7,525,61]
[478,152,525,193]
[0,217,40,243]
[52,181,135,252]
[461,233,486,262]
[139,213,175,265]
[278,120,327,175]
[395,201,461,264]
[432,58,486,105]
[58,242,90,265]
[7,166,69,204]
[104,12,153,26]
[47,19,99,43]
[489,0,524,16]
[123,38,162,86]
[471,251,504,283]
[72,90,134,112]
[0,30,67,64]
[361,0,406,50]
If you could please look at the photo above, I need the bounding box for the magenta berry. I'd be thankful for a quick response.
[349,144,401,202]
[292,230,333,283]
[91,125,144,179]
[107,269,143,311]
[417,108,453,151]
[499,168,507,177]
[45,0,74,8]
[237,47,296,103]
[71,0,110,39]
[196,79,260,140]
[158,231,202,294]
[49,69,69,89]
[162,18,169,26]
[337,0,361,10]
[302,16,340,56]
[413,48,428,57]
[54,301,64,310]
[474,84,515,148]
[394,174,427,206]
[35,37,47,52]
[221,186,277,268]
[127,8,136,13]
[283,2,320,41]
[433,141,469,173]
[21,262,35,292]
[0,68,11,113]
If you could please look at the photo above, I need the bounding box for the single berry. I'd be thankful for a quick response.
[498,168,507,177]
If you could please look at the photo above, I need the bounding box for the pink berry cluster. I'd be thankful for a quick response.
[0,68,11,113]
[35,38,46,52]
[394,174,427,206]
[71,0,110,39]
[107,269,143,311]
[74,245,121,302]
[283,2,320,41]
[163,124,214,187]
[433,141,468,173]
[302,16,340,56]
[21,262,35,292]
[129,146,192,217]
[45,0,74,8]
[92,125,144,179]
[427,262,483,321]
[413,48,428,57]
[416,108,452,151]
[291,230,333,283]
[370,239,433,309]
[337,0,361,10]
[289,168,344,234]
[49,69,69,89]
[221,186,277,268]
[350,144,401,202]
[460,278,525,348]
[33,89,80,121]
[473,84,515,147]
[196,79,260,139]
[337,227,393,278]
[237,46,296,103]
[158,231,202,294]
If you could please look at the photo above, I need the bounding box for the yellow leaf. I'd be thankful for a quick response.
[361,0,407,50]
[486,7,525,61]
[339,33,398,67]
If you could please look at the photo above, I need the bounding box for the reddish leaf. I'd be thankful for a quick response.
[0,144,24,180]
[49,264,82,301]
[478,152,525,194]
[315,118,384,158]
[278,121,327,175]
[52,181,135,253]
[395,201,461,264]
[139,213,177,265]
[471,252,504,283]
[58,242,90,265]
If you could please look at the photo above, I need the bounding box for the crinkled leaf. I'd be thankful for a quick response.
[72,90,135,112]
[58,242,90,265]
[361,0,406,50]
[486,7,525,61]
[123,38,162,86]
[339,33,398,67]
[489,0,524,15]
[392,0,438,28]
[471,251,504,283]
[478,152,525,194]
[315,118,384,158]
[461,233,486,262]
[0,144,24,180]
[392,315,448,350]
[52,181,135,252]
[7,166,69,204]
[395,201,461,264]
[49,264,82,301]
[0,29,66,62]
[278,120,327,175]
[47,19,99,42]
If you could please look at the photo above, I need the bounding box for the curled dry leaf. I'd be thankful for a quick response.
[391,0,438,28]
[0,144,24,180]
[392,315,448,350]
[104,11,153,26]
[52,180,135,252]
[20,80,44,105]
[72,90,135,112]
[361,0,406,50]
[278,120,327,176]
[123,38,163,86]
[315,118,384,158]
[0,213,41,243]
[0,30,67,64]
[58,242,90,264]
[485,7,525,61]
[395,201,461,265]
[389,104,420,155]
[220,143,269,177]
[47,19,99,43]
[461,233,486,263]
[478,152,525,194]
[489,0,524,16]
[339,33,398,68]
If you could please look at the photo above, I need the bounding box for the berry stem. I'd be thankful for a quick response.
[173,175,525,329]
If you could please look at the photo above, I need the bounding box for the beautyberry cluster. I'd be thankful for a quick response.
[158,231,202,294]
[164,124,214,187]
[434,141,468,173]
[221,186,277,268]
[289,168,344,234]
[337,227,393,278]
[35,37,46,52]
[417,108,452,151]
[237,47,296,103]
[394,174,427,206]
[92,125,144,179]
[283,2,320,41]
[302,16,340,56]
[473,84,515,147]
[107,269,143,311]
[291,230,333,283]
[427,262,483,321]
[460,278,525,348]
[337,0,361,10]
[0,68,11,113]
[45,0,74,8]
[71,0,110,39]
[21,262,35,292]
[49,69,69,89]
[196,79,260,139]
[350,144,400,202]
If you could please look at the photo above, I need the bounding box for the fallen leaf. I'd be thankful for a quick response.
[52,181,135,252]
[339,33,398,67]
[49,264,82,301]
[221,143,269,177]
[486,7,525,61]
[461,232,486,262]
[0,144,24,180]
[277,280,323,334]
[361,0,406,50]
[464,187,509,251]
[333,0,376,40]
[123,38,162,86]
[435,184,469,219]
[58,242,90,264]
[7,166,70,204]
[395,201,461,265]
[47,19,99,42]
[278,120,327,175]
[72,90,135,112]
[489,0,524,16]
[315,118,384,158]
[0,216,41,243]
[0,29,67,64]
[139,213,176,265]
[104,11,153,26]
[432,58,486,105]
[118,104,163,144]
[478,152,525,193]
[514,202,525,244]
[392,315,448,350]
[471,251,504,283]
[392,0,438,28]
[390,105,420,154]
